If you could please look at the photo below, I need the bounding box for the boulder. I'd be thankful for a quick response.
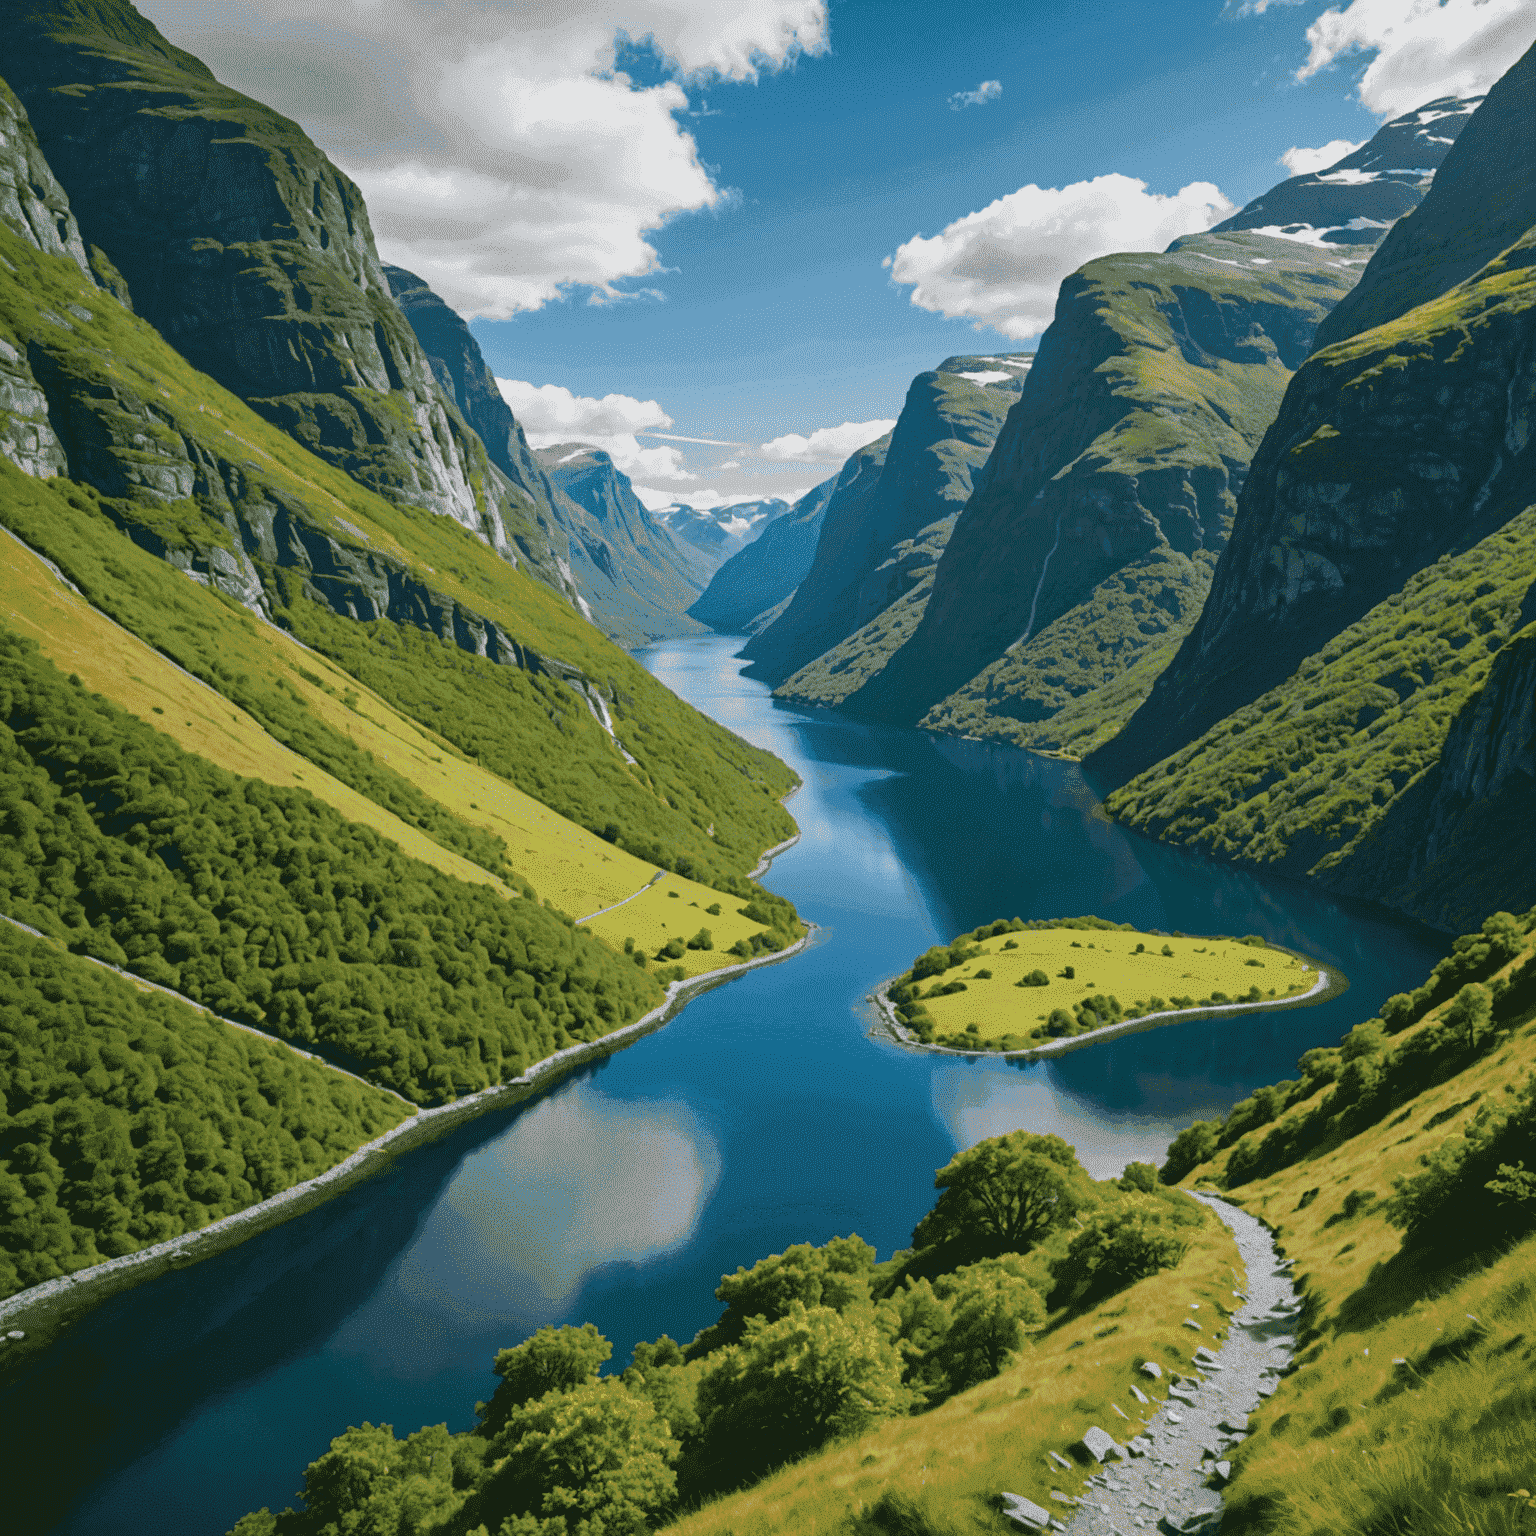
[1130,1384,1150,1404]
[1048,1450,1074,1471]
[1141,1361,1163,1379]
[1183,1318,1203,1331]
[1079,1426,1125,1463]
[1001,1492,1052,1529]
[1215,1460,1232,1482]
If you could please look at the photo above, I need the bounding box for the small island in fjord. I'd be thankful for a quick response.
[883,916,1328,1054]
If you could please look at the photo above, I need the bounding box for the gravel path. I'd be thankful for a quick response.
[1031,1196,1299,1536]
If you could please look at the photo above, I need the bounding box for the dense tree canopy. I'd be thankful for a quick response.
[0,629,660,1106]
[0,921,408,1299]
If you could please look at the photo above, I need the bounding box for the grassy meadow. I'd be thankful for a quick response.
[1167,915,1536,1535]
[1,527,791,982]
[892,919,1318,1051]
[665,1213,1244,1536]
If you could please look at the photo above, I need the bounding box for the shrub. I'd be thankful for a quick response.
[1160,1120,1220,1184]
[686,927,714,951]
[1051,1197,1192,1301]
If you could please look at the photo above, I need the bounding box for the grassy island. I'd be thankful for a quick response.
[885,916,1323,1052]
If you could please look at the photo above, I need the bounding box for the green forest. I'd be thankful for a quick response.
[228,1130,1208,1536]
[0,920,409,1298]
[0,626,663,1104]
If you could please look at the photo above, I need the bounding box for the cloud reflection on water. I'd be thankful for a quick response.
[377,1085,720,1346]
[930,1058,1232,1180]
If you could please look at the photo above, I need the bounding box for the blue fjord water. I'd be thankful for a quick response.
[3,635,1446,1535]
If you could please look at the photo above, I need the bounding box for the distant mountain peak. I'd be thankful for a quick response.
[1213,92,1482,249]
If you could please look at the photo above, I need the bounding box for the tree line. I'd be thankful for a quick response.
[230,1129,1208,1536]
[0,920,409,1299]
[0,629,661,1106]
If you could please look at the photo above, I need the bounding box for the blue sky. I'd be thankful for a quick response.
[140,0,1536,505]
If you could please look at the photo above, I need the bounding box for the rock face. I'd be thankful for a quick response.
[1099,211,1536,930]
[1313,46,1536,350]
[1095,177,1536,788]
[1213,95,1480,247]
[0,75,96,479]
[847,234,1359,739]
[2,0,510,548]
[688,476,837,634]
[741,355,1024,687]
[536,443,714,642]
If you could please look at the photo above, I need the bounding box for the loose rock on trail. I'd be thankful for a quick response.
[1016,1195,1299,1535]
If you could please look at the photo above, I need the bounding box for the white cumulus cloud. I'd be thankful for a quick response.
[136,1,829,318]
[759,419,896,462]
[886,174,1236,341]
[949,79,1003,110]
[1279,137,1366,175]
[496,379,695,481]
[1294,0,1536,116]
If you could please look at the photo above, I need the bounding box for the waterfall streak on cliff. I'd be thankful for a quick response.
[1021,507,1065,645]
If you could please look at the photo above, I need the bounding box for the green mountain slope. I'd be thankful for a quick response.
[687,477,837,635]
[741,356,1022,687]
[843,232,1362,739]
[537,444,712,642]
[1161,908,1536,1536]
[1312,45,1536,350]
[0,116,798,888]
[0,918,410,1299]
[1,0,585,603]
[1096,226,1536,885]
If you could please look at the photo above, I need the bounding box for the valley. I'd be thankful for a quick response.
[1,5,1535,1536]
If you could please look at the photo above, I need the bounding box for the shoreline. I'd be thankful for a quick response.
[869,949,1344,1061]
[0,924,815,1343]
[748,783,804,879]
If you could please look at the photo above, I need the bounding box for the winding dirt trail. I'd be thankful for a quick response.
[1042,1196,1300,1535]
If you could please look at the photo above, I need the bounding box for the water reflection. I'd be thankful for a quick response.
[6,635,1449,1536]
[931,1054,1237,1180]
[388,1087,721,1329]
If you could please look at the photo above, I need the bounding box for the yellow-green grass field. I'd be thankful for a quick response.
[1,533,788,975]
[666,1212,1245,1536]
[582,871,799,980]
[1169,942,1536,1536]
[910,926,1317,1048]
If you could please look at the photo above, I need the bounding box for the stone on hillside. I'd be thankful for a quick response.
[6,1329,23,1340]
[1080,1426,1125,1463]
[1001,1492,1052,1529]
[1182,1319,1202,1331]
[1215,1460,1232,1482]
[1220,1415,1250,1434]
[1169,1383,1198,1402]
[1141,1361,1163,1379]
[1130,1384,1150,1404]
[1048,1450,1074,1471]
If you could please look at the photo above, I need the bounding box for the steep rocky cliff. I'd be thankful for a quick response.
[1213,94,1479,246]
[687,477,836,635]
[1097,81,1536,788]
[740,356,1023,687]
[536,444,712,642]
[1100,216,1536,930]
[1,0,545,574]
[846,232,1361,736]
[1313,44,1536,350]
